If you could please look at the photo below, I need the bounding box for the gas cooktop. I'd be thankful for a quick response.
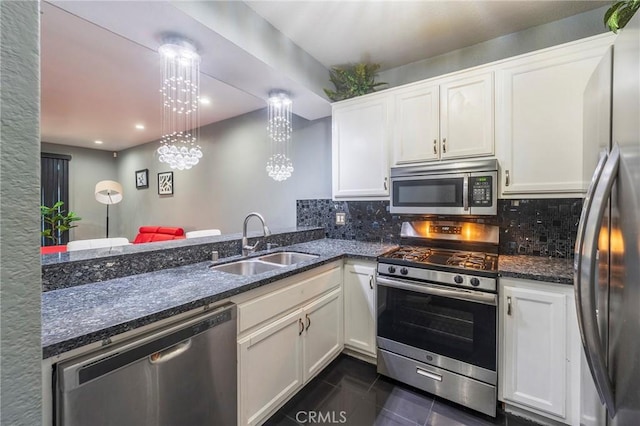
[381,246,498,273]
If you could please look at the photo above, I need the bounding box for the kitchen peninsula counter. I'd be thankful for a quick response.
[42,239,395,359]
[41,227,325,291]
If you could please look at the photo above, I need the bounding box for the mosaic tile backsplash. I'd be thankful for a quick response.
[497,198,582,258]
[296,198,583,258]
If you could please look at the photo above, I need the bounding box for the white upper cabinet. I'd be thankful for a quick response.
[392,71,494,166]
[332,93,391,199]
[495,34,614,197]
[440,72,494,160]
[393,83,440,164]
[331,34,614,199]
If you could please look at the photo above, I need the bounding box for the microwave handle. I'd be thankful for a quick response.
[463,174,469,211]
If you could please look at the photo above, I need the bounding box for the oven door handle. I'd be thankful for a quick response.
[376,276,497,306]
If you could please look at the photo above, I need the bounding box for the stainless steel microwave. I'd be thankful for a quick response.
[390,159,498,216]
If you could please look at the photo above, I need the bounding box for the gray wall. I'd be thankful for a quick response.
[380,6,610,87]
[41,142,119,240]
[115,109,332,239]
[0,1,42,424]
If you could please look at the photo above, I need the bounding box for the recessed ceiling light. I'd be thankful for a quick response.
[135,124,145,130]
[94,140,103,145]
[200,97,211,105]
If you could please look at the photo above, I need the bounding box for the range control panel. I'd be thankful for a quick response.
[429,225,462,235]
[469,176,493,206]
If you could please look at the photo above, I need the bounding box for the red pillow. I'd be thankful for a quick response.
[133,226,186,244]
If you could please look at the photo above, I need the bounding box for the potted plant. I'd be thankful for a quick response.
[40,201,81,245]
[323,63,387,101]
[605,0,640,33]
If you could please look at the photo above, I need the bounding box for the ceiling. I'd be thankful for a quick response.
[246,1,608,70]
[41,1,607,152]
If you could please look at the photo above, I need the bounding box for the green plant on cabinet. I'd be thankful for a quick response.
[323,63,387,101]
[604,0,640,33]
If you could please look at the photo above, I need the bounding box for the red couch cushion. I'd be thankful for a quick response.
[41,245,67,254]
[133,226,185,244]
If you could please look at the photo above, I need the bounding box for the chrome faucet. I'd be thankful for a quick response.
[242,212,271,256]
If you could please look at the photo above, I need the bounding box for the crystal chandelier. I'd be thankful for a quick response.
[157,39,203,170]
[266,91,294,181]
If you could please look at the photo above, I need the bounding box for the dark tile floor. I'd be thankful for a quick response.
[265,355,541,426]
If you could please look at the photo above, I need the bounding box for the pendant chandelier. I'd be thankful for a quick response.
[157,39,203,170]
[266,91,294,181]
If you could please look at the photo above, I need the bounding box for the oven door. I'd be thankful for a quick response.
[376,276,497,384]
[390,173,467,215]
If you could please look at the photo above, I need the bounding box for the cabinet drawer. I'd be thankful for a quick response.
[238,267,341,333]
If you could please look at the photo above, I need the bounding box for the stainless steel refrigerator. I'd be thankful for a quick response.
[575,11,640,426]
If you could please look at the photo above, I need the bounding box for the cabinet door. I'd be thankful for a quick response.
[343,262,376,357]
[302,288,343,382]
[238,309,304,426]
[332,94,390,198]
[393,84,440,165]
[495,36,612,196]
[502,285,567,418]
[440,72,494,159]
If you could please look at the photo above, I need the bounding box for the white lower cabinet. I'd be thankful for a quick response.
[302,289,344,381]
[343,261,377,358]
[239,310,304,426]
[237,266,343,426]
[499,277,581,425]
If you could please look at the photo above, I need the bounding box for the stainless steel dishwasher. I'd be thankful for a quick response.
[56,303,236,426]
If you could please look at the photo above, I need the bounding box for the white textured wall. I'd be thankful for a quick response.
[41,142,119,240]
[0,1,43,424]
[115,109,332,240]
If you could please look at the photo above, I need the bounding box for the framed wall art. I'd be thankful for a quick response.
[135,169,149,189]
[157,171,174,195]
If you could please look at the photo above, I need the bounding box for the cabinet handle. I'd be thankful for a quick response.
[507,296,512,316]
[369,275,374,290]
[442,138,447,153]
[384,177,388,190]
[298,318,304,335]
[433,139,437,154]
[505,170,510,187]
[305,314,311,331]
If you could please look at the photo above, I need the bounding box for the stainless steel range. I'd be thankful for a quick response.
[376,220,499,417]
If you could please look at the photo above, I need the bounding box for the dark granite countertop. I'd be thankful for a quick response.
[498,255,574,285]
[41,226,319,265]
[42,227,325,291]
[42,239,395,359]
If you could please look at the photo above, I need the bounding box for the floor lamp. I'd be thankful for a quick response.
[95,180,123,238]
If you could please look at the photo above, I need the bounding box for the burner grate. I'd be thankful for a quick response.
[383,246,497,273]
[446,253,488,270]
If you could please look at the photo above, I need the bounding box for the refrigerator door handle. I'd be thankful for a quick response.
[577,143,620,416]
[574,150,608,275]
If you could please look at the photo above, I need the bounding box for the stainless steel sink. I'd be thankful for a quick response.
[210,260,285,276]
[257,252,319,265]
[210,252,318,276]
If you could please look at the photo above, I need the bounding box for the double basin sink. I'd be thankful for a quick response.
[210,252,318,276]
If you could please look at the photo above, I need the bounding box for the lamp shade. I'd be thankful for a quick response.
[95,180,123,205]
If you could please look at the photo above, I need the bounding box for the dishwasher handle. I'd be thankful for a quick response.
[58,303,236,392]
[149,339,192,364]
